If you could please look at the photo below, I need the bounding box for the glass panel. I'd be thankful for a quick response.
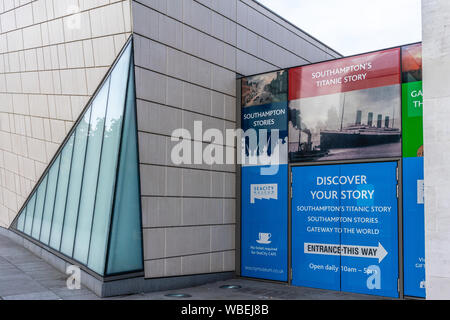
[17,206,26,232]
[60,109,91,257]
[73,77,111,264]
[31,175,48,239]
[24,193,36,235]
[49,134,75,250]
[11,39,139,278]
[88,43,131,275]
[107,65,143,274]
[40,155,61,245]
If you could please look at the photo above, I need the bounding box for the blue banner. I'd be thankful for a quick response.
[242,102,288,167]
[403,157,425,298]
[291,162,399,298]
[291,164,341,290]
[242,102,288,131]
[241,99,289,281]
[241,165,288,281]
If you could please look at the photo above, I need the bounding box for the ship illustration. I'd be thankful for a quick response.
[289,93,401,162]
[320,109,401,149]
[289,108,329,162]
[289,127,329,162]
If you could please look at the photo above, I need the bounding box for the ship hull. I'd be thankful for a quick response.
[320,131,401,149]
[289,150,329,162]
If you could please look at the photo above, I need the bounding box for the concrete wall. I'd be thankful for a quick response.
[132,0,340,279]
[422,0,450,300]
[0,0,132,228]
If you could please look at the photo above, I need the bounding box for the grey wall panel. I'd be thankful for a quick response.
[132,0,339,279]
[0,0,133,228]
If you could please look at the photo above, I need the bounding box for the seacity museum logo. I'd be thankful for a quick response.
[250,184,278,204]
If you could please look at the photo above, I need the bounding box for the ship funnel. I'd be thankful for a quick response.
[377,114,382,128]
[355,110,362,125]
[385,116,390,128]
[368,112,373,126]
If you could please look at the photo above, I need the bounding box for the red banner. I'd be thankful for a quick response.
[289,48,401,100]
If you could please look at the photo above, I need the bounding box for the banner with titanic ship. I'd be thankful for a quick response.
[288,48,402,162]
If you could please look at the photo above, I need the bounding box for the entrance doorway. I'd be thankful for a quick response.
[291,162,399,298]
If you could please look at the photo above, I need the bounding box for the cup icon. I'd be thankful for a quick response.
[257,232,272,244]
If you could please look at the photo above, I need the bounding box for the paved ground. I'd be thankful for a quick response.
[0,234,99,300]
[115,278,387,300]
[0,234,386,300]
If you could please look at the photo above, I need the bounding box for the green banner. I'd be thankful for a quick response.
[402,81,423,157]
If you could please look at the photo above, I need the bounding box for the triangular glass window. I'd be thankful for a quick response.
[12,38,143,277]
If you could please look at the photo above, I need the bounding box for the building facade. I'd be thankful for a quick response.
[0,0,340,296]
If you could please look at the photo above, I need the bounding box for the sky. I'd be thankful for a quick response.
[256,0,422,56]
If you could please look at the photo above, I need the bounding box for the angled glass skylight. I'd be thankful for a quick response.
[12,38,143,277]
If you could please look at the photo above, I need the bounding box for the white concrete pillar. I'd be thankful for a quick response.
[423,0,450,299]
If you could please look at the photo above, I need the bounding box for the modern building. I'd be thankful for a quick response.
[0,0,341,296]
